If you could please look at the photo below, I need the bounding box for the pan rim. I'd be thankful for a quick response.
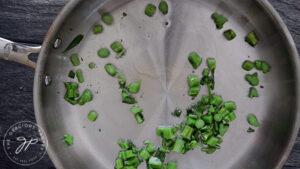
[33,0,300,169]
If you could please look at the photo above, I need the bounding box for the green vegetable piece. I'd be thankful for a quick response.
[201,132,212,141]
[64,34,84,54]
[247,127,255,133]
[261,61,271,74]
[93,24,103,34]
[102,13,113,25]
[186,115,196,127]
[223,29,236,40]
[135,114,144,124]
[145,4,156,17]
[219,123,229,136]
[88,62,96,69]
[139,149,150,160]
[202,68,210,76]
[214,114,223,122]
[118,139,131,150]
[207,58,216,73]
[246,31,259,47]
[206,136,219,147]
[159,1,168,15]
[78,89,93,105]
[97,48,110,58]
[172,108,182,117]
[167,162,178,169]
[145,142,156,154]
[70,54,80,66]
[249,87,259,98]
[186,140,200,151]
[157,126,175,139]
[211,95,223,106]
[224,112,236,122]
[159,147,171,154]
[68,70,75,79]
[64,96,78,105]
[172,138,185,154]
[104,64,117,77]
[242,60,255,71]
[115,158,124,169]
[200,96,210,105]
[201,147,216,154]
[76,69,84,83]
[188,86,200,97]
[255,60,263,70]
[188,52,202,69]
[116,49,126,59]
[195,119,205,129]
[247,114,259,127]
[188,75,200,88]
[64,134,74,146]
[118,73,126,88]
[88,111,98,122]
[111,41,124,53]
[128,80,142,94]
[202,114,213,124]
[211,12,228,29]
[122,90,137,104]
[149,157,162,169]
[245,73,259,86]
[180,125,194,140]
[130,106,143,115]
[224,101,236,111]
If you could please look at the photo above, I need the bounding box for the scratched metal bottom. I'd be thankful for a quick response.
[34,0,300,169]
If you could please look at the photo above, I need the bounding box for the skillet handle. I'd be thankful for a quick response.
[0,37,41,69]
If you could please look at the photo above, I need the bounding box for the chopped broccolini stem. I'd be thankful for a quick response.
[202,68,210,76]
[149,157,162,169]
[76,69,84,83]
[64,134,74,146]
[188,52,202,69]
[88,111,98,122]
[219,123,229,136]
[188,86,200,97]
[180,125,194,140]
[223,29,236,40]
[207,58,216,73]
[159,1,168,15]
[195,119,205,129]
[206,136,219,147]
[157,126,175,139]
[202,114,213,124]
[64,34,84,54]
[68,70,75,79]
[247,114,259,127]
[145,4,156,17]
[172,138,185,154]
[115,158,124,169]
[188,75,200,88]
[135,114,144,124]
[242,60,255,71]
[255,60,263,70]
[128,80,142,94]
[102,13,113,25]
[261,61,271,74]
[118,73,126,88]
[104,64,117,76]
[139,149,150,160]
[116,49,126,59]
[70,54,80,66]
[246,31,259,47]
[172,108,182,117]
[249,87,259,98]
[167,162,178,169]
[130,106,143,115]
[97,48,110,58]
[78,89,93,105]
[111,41,124,53]
[211,12,228,29]
[224,101,236,111]
[122,89,137,104]
[93,24,103,34]
[247,127,255,133]
[245,73,259,86]
[88,62,96,69]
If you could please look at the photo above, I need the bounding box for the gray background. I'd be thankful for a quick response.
[0,0,299,169]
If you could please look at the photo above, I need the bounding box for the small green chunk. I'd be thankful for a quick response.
[139,149,150,160]
[76,69,84,83]
[118,73,126,88]
[246,31,259,47]
[223,29,236,40]
[261,61,271,74]
[223,112,236,122]
[247,127,255,133]
[78,89,93,105]
[130,106,143,115]
[157,126,175,139]
[207,58,216,73]
[149,157,162,169]
[128,80,142,94]
[115,158,124,169]
[188,52,202,69]
[145,142,156,154]
[145,4,156,17]
[88,111,98,122]
[202,114,213,124]
[111,41,124,53]
[159,1,168,15]
[206,136,219,147]
[247,114,259,127]
[180,125,194,140]
[93,24,103,34]
[97,48,110,58]
[167,162,178,169]
[188,86,200,97]
[219,123,229,136]
[104,64,117,77]
[64,134,74,146]
[202,69,210,76]
[210,95,223,106]
[249,87,259,98]
[211,12,228,29]
[70,54,80,66]
[255,60,263,70]
[188,75,200,88]
[242,60,255,71]
[68,70,75,79]
[201,147,216,154]
[172,138,185,154]
[122,89,136,104]
[214,114,223,122]
[135,114,144,124]
[195,119,205,129]
[88,62,96,69]
[245,73,259,86]
[102,13,113,25]
[172,108,182,117]
[224,101,236,111]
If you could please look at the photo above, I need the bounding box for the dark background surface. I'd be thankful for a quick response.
[0,0,299,169]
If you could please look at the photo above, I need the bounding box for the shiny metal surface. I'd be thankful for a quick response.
[34,0,300,169]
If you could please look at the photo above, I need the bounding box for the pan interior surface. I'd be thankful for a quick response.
[35,0,299,169]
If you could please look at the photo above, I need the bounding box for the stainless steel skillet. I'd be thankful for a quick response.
[0,0,299,169]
